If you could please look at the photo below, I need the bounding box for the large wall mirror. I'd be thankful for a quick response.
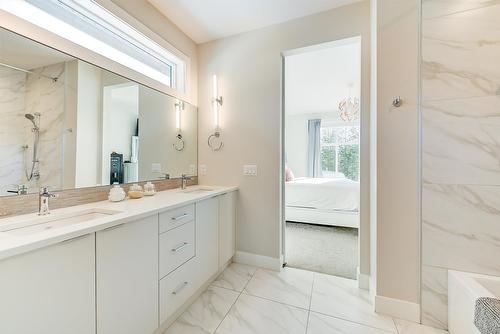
[0,27,197,197]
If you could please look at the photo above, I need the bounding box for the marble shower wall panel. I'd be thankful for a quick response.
[422,0,500,19]
[422,2,500,101]
[25,63,66,191]
[421,0,500,329]
[0,68,27,193]
[421,265,448,330]
[422,96,500,185]
[422,183,500,274]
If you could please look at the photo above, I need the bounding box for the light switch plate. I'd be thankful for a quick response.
[151,163,161,172]
[243,164,258,176]
[199,164,207,175]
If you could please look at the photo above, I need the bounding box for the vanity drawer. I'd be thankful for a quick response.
[159,204,195,233]
[159,221,195,278]
[159,257,199,323]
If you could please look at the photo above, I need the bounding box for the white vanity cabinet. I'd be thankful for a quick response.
[218,191,237,267]
[196,197,220,282]
[0,188,237,334]
[0,233,95,334]
[96,215,159,334]
[159,194,235,325]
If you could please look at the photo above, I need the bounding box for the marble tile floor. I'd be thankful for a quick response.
[164,264,449,334]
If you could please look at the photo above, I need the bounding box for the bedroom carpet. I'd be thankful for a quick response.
[285,222,358,279]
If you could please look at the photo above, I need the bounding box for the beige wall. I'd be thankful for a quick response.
[369,0,378,297]
[198,2,371,271]
[374,0,420,306]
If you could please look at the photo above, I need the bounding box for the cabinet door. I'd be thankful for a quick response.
[96,215,159,334]
[159,257,198,323]
[196,197,219,283]
[0,234,95,334]
[219,191,236,267]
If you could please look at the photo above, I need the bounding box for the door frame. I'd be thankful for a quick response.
[279,37,366,285]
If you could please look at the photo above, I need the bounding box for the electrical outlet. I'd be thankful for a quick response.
[151,163,161,172]
[199,164,207,175]
[243,164,257,176]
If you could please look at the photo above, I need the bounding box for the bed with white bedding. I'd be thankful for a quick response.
[285,177,360,228]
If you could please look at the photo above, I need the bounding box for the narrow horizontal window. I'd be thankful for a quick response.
[3,0,186,91]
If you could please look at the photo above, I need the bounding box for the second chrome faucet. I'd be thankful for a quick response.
[39,187,58,215]
[181,174,192,190]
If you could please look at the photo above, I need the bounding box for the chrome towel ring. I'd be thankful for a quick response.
[208,131,223,151]
[173,134,185,151]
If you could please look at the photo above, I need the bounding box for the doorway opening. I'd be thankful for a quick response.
[281,37,361,280]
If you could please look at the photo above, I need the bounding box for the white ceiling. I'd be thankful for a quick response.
[285,39,361,116]
[148,0,361,43]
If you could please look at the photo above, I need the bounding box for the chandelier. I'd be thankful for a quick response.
[338,96,360,122]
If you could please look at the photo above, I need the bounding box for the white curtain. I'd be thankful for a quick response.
[307,119,322,178]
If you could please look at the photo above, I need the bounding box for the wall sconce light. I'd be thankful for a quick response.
[208,74,223,151]
[173,100,185,151]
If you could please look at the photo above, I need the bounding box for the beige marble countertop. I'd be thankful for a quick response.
[0,185,237,261]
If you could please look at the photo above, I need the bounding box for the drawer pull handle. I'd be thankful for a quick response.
[171,213,188,221]
[171,242,188,252]
[172,281,188,295]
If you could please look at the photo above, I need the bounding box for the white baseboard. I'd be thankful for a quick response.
[369,276,376,300]
[375,295,420,323]
[233,251,281,271]
[357,269,370,290]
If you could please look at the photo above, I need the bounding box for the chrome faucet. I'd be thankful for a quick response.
[181,174,192,190]
[39,187,58,215]
[158,172,170,180]
[7,184,28,195]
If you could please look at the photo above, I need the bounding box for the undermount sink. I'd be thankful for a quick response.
[0,208,121,236]
[180,186,215,193]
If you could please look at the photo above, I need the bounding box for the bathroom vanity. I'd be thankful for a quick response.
[0,6,237,334]
[0,186,237,334]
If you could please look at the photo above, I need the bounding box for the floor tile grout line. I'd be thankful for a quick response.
[217,265,396,333]
[211,264,258,293]
[213,267,257,333]
[392,317,400,334]
[212,289,242,334]
[211,282,243,293]
[308,309,398,333]
[242,266,315,310]
[305,273,316,334]
[305,310,311,334]
[308,273,315,310]
[240,290,311,311]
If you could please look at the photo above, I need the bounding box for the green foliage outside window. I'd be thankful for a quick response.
[321,146,336,173]
[338,145,359,181]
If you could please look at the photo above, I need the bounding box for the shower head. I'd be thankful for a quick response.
[24,114,38,129]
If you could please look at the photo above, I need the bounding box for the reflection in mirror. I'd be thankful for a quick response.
[0,27,197,197]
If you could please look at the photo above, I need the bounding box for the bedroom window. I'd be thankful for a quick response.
[320,125,360,181]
